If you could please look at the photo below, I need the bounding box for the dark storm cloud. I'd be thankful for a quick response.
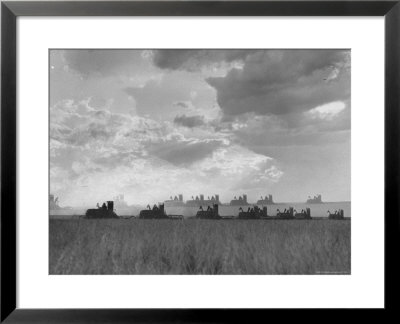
[152,50,258,71]
[173,114,206,128]
[206,50,350,117]
[62,50,145,76]
[230,110,351,149]
[148,139,224,166]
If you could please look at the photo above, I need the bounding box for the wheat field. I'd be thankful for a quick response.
[49,219,350,274]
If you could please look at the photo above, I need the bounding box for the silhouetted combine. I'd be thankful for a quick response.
[276,207,294,219]
[328,209,344,219]
[294,208,312,219]
[238,206,268,219]
[196,204,220,219]
[85,201,118,219]
[139,204,169,219]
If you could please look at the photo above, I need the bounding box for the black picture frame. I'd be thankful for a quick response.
[1,0,399,322]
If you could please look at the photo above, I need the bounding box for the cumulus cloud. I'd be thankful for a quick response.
[307,101,346,121]
[173,114,206,128]
[195,145,283,190]
[207,50,350,117]
[50,98,282,206]
[51,99,167,145]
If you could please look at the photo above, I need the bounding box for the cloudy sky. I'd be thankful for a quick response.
[50,49,350,207]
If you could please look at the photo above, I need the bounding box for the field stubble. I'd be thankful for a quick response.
[49,219,350,274]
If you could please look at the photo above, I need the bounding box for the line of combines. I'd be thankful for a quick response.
[163,193,275,207]
[84,200,345,220]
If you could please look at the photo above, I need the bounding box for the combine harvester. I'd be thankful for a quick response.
[275,207,313,220]
[238,206,268,219]
[139,204,170,219]
[85,201,119,219]
[196,204,221,219]
[294,208,312,219]
[328,209,345,220]
[276,207,295,219]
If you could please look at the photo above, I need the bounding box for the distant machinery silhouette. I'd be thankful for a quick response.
[230,194,249,206]
[306,194,322,204]
[256,194,274,205]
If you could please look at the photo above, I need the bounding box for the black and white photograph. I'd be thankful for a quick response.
[49,49,351,275]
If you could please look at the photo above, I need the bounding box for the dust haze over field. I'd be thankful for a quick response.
[50,219,350,275]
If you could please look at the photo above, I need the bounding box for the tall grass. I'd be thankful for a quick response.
[49,219,350,274]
